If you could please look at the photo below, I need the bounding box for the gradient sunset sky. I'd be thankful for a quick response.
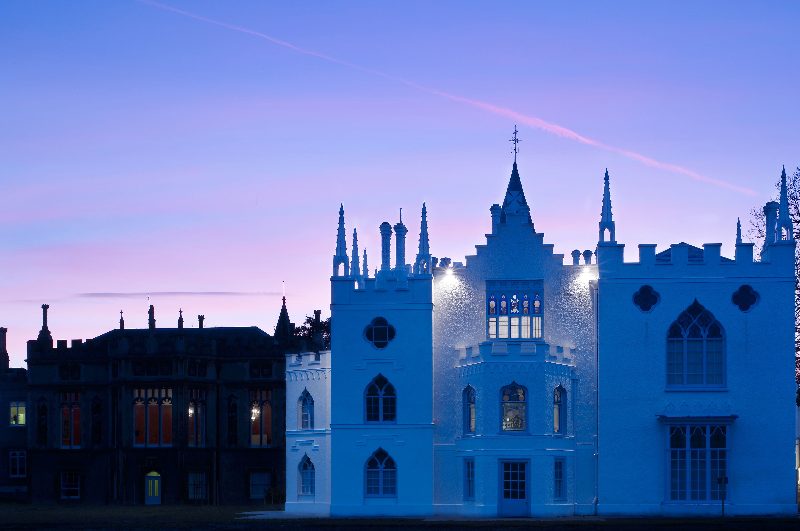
[2,1,799,366]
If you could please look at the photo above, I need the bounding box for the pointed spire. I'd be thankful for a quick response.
[274,296,294,346]
[736,217,742,245]
[350,228,361,282]
[362,248,368,279]
[500,161,532,225]
[599,168,616,244]
[777,165,794,241]
[414,203,432,274]
[332,204,349,276]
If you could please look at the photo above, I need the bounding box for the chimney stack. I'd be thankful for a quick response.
[380,222,392,272]
[198,315,205,329]
[148,305,156,330]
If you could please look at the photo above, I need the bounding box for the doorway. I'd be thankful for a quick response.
[145,471,161,505]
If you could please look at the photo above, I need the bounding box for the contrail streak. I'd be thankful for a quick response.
[137,0,756,196]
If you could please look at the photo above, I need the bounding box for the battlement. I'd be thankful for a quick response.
[456,340,576,366]
[596,240,796,280]
[27,337,89,358]
[287,349,331,371]
[331,272,432,306]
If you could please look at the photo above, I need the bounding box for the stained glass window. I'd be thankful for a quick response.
[501,383,526,431]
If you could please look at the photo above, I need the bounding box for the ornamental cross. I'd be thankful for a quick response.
[509,124,521,161]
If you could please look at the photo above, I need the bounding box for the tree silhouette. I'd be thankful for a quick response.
[747,166,800,404]
[293,315,331,350]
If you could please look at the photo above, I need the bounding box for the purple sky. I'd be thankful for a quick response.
[2,1,799,366]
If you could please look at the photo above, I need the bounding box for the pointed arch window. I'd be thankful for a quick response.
[365,374,396,422]
[667,301,725,386]
[133,388,173,447]
[299,389,314,430]
[553,386,566,434]
[299,455,315,496]
[463,386,476,435]
[501,383,527,432]
[365,448,397,497]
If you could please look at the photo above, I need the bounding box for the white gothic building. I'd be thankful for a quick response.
[285,156,798,517]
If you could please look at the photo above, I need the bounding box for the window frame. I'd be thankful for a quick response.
[666,301,726,389]
[9,450,26,478]
[249,389,273,447]
[463,386,476,435]
[132,388,173,447]
[187,471,208,502]
[463,458,475,501]
[60,392,81,449]
[553,458,565,501]
[364,448,397,498]
[298,455,315,497]
[9,401,26,427]
[553,386,566,435]
[364,374,397,423]
[60,471,81,500]
[500,382,527,433]
[299,389,314,430]
[663,419,731,503]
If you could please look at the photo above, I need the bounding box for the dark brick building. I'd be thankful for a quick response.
[24,300,299,505]
[1,327,28,500]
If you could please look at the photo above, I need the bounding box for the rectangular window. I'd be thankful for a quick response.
[249,472,271,500]
[9,451,26,478]
[60,471,80,499]
[498,316,509,339]
[669,424,727,502]
[9,401,25,426]
[60,393,81,449]
[502,461,526,500]
[464,458,475,500]
[554,458,565,500]
[509,317,520,339]
[531,316,542,339]
[187,472,208,501]
[521,317,530,338]
[488,317,497,339]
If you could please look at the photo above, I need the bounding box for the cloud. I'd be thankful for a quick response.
[75,291,279,299]
[137,0,756,196]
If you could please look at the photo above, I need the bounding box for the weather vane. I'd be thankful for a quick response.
[509,124,521,162]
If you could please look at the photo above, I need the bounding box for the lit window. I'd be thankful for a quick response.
[365,448,396,497]
[133,388,173,447]
[498,316,509,338]
[488,317,497,339]
[299,389,314,430]
[464,458,475,500]
[250,390,272,447]
[667,301,724,386]
[463,386,476,435]
[299,455,315,496]
[365,374,396,422]
[521,317,530,338]
[510,317,520,338]
[501,383,526,432]
[9,401,25,426]
[553,386,565,434]
[669,424,727,501]
[60,393,81,449]
[187,389,206,448]
[9,450,26,478]
[487,290,544,340]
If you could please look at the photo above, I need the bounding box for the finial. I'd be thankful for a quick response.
[119,310,125,330]
[599,168,616,243]
[509,124,520,163]
[351,228,361,282]
[778,165,794,241]
[178,308,184,329]
[736,217,742,245]
[362,248,368,278]
[333,204,349,276]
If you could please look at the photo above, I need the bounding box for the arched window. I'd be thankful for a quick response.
[299,389,314,430]
[667,300,724,386]
[365,448,397,497]
[365,374,396,422]
[463,386,476,434]
[250,390,272,447]
[553,386,566,434]
[299,455,315,496]
[501,383,527,432]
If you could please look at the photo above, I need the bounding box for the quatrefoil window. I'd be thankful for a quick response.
[364,317,396,349]
[732,285,759,312]
[633,285,660,312]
